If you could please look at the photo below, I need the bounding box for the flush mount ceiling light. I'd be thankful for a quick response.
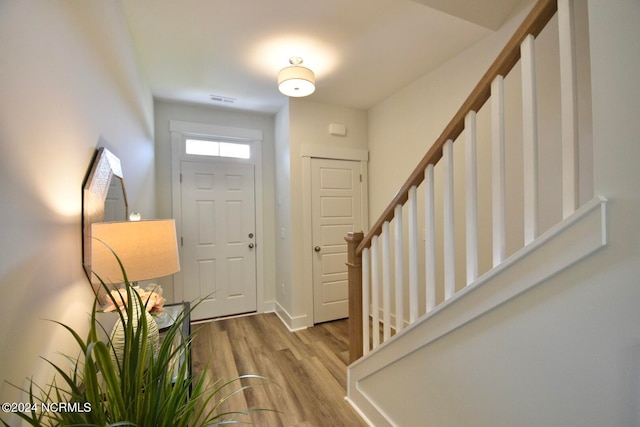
[278,57,315,97]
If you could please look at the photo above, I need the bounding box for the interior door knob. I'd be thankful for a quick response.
[248,243,255,249]
[314,246,321,252]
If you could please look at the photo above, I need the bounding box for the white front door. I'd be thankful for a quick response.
[180,160,257,321]
[311,158,363,323]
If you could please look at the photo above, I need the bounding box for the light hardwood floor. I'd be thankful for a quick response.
[191,313,368,426]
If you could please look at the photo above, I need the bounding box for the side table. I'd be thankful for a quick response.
[157,302,191,387]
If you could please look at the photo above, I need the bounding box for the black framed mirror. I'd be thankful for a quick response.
[82,147,128,284]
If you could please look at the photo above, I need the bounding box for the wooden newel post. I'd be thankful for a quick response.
[346,231,364,364]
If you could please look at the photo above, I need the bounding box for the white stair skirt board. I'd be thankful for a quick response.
[348,196,608,427]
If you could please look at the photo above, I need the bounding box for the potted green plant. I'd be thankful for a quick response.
[2,252,274,426]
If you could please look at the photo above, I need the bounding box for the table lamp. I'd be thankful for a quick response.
[90,219,180,285]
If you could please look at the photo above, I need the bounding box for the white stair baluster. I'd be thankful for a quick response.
[443,139,456,300]
[465,111,478,285]
[521,34,539,245]
[408,185,419,323]
[425,164,436,313]
[362,248,371,356]
[381,221,391,342]
[371,235,380,349]
[362,247,370,356]
[491,75,506,267]
[558,0,579,218]
[394,204,404,332]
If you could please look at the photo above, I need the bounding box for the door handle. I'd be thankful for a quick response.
[248,243,255,249]
[314,246,321,252]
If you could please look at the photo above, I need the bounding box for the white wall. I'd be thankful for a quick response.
[0,0,154,421]
[274,103,294,318]
[355,0,640,425]
[153,101,277,306]
[275,99,368,327]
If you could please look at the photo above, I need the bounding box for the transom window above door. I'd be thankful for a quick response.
[185,139,251,159]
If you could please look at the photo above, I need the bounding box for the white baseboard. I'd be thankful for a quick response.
[274,301,308,332]
[344,396,379,427]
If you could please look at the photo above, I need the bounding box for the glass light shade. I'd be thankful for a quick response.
[91,219,180,284]
[278,65,315,97]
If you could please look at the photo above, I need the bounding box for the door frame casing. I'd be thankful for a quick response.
[302,144,369,326]
[170,120,266,312]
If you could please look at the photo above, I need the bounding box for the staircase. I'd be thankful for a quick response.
[344,0,608,425]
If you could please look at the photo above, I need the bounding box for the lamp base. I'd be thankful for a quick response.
[110,295,159,369]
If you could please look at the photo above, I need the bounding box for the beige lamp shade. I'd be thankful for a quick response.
[91,219,180,284]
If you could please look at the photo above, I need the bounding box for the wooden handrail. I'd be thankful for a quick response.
[357,0,558,255]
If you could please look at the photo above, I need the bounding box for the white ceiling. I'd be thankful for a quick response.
[121,0,526,113]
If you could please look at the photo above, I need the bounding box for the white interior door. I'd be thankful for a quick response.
[180,160,257,321]
[311,158,363,323]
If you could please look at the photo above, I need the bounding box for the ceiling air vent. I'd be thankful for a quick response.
[209,94,236,104]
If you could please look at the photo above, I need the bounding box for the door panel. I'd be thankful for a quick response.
[312,158,362,323]
[181,161,256,320]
